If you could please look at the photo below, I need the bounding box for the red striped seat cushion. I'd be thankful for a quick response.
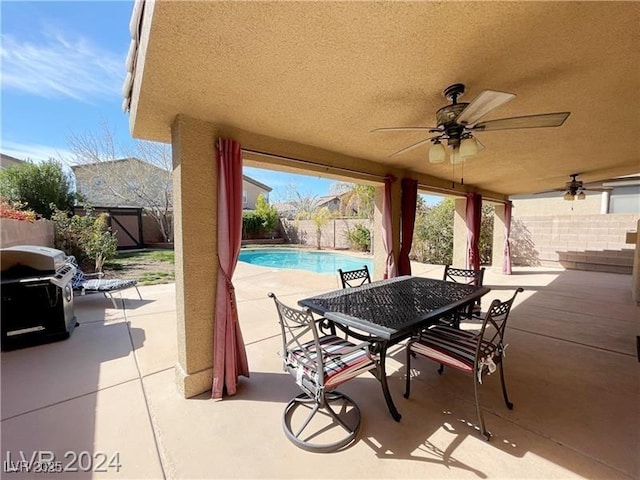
[287,335,376,389]
[409,325,497,372]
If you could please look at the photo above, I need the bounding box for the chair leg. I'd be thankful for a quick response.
[135,286,142,300]
[404,344,413,399]
[499,360,514,410]
[105,293,118,309]
[282,391,361,453]
[473,375,490,441]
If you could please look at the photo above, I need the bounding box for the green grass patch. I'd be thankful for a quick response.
[137,271,175,286]
[102,249,175,285]
[104,249,174,268]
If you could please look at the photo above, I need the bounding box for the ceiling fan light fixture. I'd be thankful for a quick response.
[429,141,446,164]
[563,191,574,201]
[460,137,479,157]
[577,191,586,200]
[450,147,464,165]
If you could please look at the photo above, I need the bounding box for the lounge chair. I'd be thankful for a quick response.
[69,256,142,309]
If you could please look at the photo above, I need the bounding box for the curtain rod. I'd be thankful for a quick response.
[241,149,388,182]
[243,148,508,203]
[417,182,508,204]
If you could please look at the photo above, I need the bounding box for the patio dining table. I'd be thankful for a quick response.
[298,275,490,421]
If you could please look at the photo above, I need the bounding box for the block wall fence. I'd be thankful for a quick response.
[510,213,638,274]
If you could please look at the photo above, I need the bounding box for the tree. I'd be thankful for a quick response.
[0,160,75,219]
[331,182,375,219]
[66,123,174,242]
[275,183,319,220]
[412,198,495,265]
[413,199,455,264]
[297,206,333,250]
[255,193,279,234]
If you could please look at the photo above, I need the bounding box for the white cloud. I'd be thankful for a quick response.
[0,31,124,102]
[1,140,74,164]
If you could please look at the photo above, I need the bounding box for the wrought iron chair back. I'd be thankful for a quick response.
[442,265,486,324]
[443,265,485,286]
[338,265,371,288]
[268,292,378,452]
[269,292,325,397]
[405,287,524,440]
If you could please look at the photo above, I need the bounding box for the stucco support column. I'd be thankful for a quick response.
[492,203,507,272]
[453,198,467,267]
[372,181,401,280]
[632,219,640,304]
[171,115,219,398]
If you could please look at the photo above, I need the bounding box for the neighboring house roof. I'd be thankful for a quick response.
[70,157,168,173]
[0,153,26,169]
[315,195,340,208]
[243,175,272,192]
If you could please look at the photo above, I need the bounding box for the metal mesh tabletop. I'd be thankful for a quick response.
[299,276,488,340]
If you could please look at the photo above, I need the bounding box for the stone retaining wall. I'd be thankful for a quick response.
[0,218,54,249]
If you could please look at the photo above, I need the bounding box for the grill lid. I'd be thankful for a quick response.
[0,245,68,273]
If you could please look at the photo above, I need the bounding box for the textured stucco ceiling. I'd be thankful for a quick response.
[129,1,640,197]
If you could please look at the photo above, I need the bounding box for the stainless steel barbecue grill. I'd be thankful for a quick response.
[1,245,78,350]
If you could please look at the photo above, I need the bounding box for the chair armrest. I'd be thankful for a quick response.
[82,272,105,280]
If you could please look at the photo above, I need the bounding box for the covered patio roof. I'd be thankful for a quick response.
[126,1,639,197]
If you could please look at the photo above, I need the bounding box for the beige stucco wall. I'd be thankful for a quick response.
[0,218,54,249]
[632,219,639,303]
[511,213,637,274]
[512,192,603,216]
[171,115,219,398]
[243,181,269,210]
[452,198,467,268]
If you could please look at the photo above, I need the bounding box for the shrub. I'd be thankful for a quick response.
[51,208,117,272]
[347,224,371,251]
[255,194,278,235]
[242,195,281,239]
[242,211,265,239]
[0,160,75,219]
[0,197,38,222]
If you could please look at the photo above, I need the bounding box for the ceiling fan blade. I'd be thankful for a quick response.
[371,126,439,133]
[456,90,516,126]
[535,189,566,194]
[389,137,435,157]
[471,112,571,131]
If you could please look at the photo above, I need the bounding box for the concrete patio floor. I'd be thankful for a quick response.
[1,261,638,479]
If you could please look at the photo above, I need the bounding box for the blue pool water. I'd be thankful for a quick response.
[238,248,373,274]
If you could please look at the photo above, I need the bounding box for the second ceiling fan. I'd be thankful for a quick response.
[372,83,571,164]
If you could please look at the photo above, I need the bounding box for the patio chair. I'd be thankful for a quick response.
[338,265,371,288]
[441,265,486,327]
[404,288,523,440]
[69,256,142,309]
[334,265,372,338]
[268,292,378,453]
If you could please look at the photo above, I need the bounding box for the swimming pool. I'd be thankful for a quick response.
[238,248,373,274]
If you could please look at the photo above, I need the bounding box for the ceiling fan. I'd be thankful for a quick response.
[538,173,611,201]
[372,83,570,164]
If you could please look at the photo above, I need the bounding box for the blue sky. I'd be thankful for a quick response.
[1,1,441,204]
